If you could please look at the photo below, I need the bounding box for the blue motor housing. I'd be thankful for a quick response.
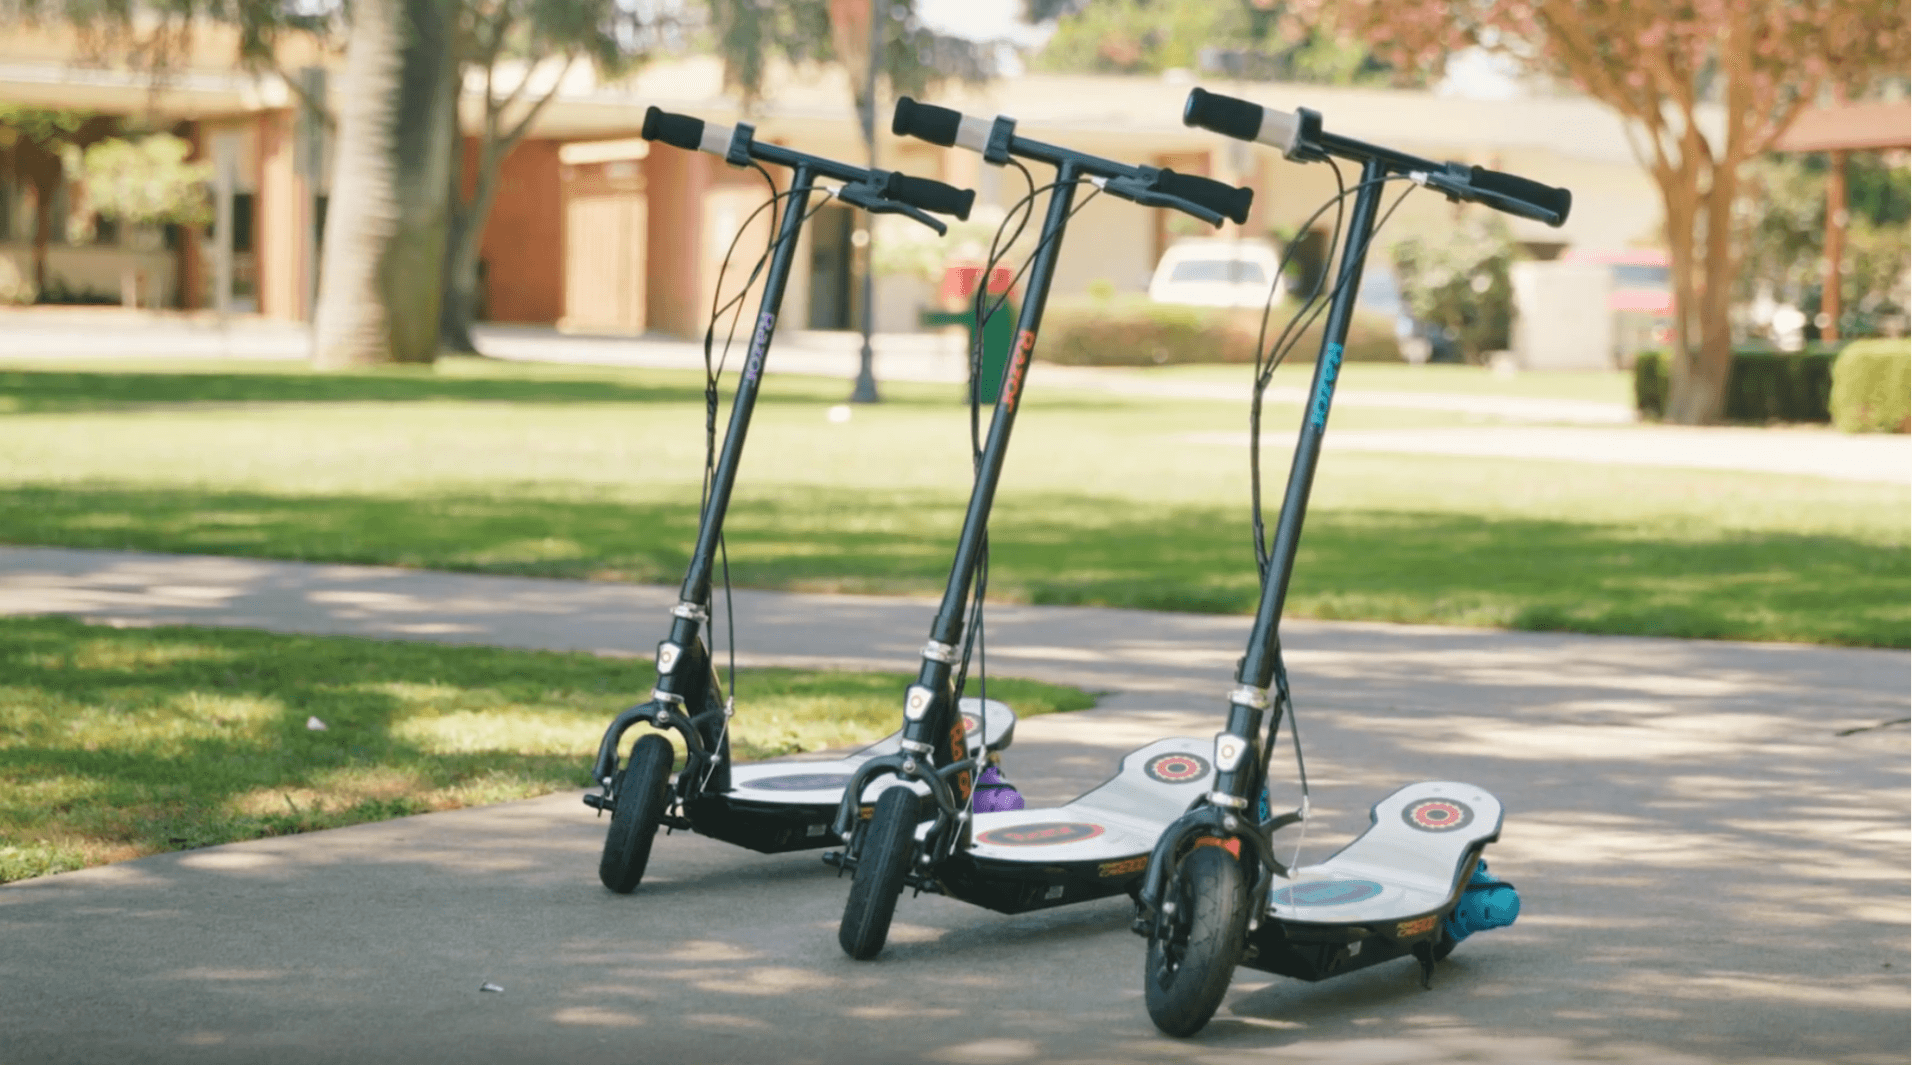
[1443,860,1519,943]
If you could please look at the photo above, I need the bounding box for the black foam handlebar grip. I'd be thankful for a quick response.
[1469,165,1572,226]
[1182,87,1264,142]
[885,172,975,221]
[891,96,964,147]
[641,106,705,152]
[1155,169,1254,226]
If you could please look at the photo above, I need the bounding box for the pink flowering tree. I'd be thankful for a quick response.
[1285,0,1910,423]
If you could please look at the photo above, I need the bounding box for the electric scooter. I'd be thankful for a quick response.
[825,96,1258,959]
[1130,87,1571,1035]
[584,107,1012,895]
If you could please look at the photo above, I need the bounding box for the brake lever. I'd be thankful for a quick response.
[837,182,949,236]
[1099,175,1226,229]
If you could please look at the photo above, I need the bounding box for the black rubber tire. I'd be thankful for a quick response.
[598,734,672,894]
[1144,843,1250,1037]
[838,785,918,960]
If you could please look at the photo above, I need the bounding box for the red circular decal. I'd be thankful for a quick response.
[1402,799,1474,832]
[975,821,1106,847]
[961,712,980,734]
[1144,752,1211,784]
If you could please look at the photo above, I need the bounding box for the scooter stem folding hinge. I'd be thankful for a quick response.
[649,690,687,715]
[670,600,709,622]
[1228,685,1270,711]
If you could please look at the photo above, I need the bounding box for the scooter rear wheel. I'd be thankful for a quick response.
[598,734,672,894]
[1144,842,1249,1036]
[838,784,918,960]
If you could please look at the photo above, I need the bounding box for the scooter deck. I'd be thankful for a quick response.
[686,698,1016,854]
[932,737,1218,914]
[1244,780,1502,981]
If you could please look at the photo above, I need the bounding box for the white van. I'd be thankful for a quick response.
[1147,238,1282,308]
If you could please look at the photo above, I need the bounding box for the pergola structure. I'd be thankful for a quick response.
[1771,98,1912,340]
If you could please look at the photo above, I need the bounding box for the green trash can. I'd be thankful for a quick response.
[925,263,1019,404]
[920,302,1017,404]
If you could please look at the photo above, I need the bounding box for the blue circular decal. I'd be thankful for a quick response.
[1271,879,1385,907]
[740,773,851,792]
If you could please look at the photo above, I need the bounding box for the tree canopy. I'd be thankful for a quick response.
[1286,0,1911,422]
[1026,0,1415,86]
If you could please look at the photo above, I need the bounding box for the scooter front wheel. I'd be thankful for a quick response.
[598,734,673,894]
[838,784,918,960]
[1144,842,1249,1037]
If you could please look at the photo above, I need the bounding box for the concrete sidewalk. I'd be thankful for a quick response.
[1,546,1907,1064]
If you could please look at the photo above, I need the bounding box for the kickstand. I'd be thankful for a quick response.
[1411,941,1436,990]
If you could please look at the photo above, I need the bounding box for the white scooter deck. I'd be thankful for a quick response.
[723,696,1017,806]
[927,736,1218,913]
[1243,780,1502,981]
[1268,781,1502,926]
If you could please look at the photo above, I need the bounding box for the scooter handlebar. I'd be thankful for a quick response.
[885,172,975,221]
[1183,88,1573,228]
[1464,164,1573,228]
[1154,169,1253,226]
[1182,87,1304,156]
[892,96,997,154]
[641,105,735,158]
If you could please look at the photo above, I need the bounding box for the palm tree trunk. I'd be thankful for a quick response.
[311,0,460,368]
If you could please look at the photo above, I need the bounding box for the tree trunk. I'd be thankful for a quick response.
[1664,156,1745,425]
[311,0,460,368]
[31,178,51,297]
[438,137,502,355]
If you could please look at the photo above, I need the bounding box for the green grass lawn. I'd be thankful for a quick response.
[0,615,1093,883]
[1132,360,1635,403]
[0,357,1905,647]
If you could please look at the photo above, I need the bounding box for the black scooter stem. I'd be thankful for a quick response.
[1234,155,1387,692]
[900,162,1081,756]
[666,166,817,648]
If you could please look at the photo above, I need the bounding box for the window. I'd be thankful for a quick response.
[1169,260,1267,285]
[1611,264,1669,288]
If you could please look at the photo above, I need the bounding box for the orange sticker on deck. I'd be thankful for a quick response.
[1396,915,1438,938]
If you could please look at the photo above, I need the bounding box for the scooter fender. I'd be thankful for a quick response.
[1135,805,1292,919]
[588,699,709,785]
[831,753,909,840]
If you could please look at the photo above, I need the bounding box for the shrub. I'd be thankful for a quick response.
[1388,212,1519,363]
[1634,347,1839,423]
[1829,338,1911,433]
[0,257,35,306]
[1037,294,1400,366]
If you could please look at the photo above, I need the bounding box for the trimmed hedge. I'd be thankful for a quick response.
[1829,338,1911,434]
[1036,294,1401,367]
[1634,347,1839,423]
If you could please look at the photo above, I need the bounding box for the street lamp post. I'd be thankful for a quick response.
[848,0,883,403]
